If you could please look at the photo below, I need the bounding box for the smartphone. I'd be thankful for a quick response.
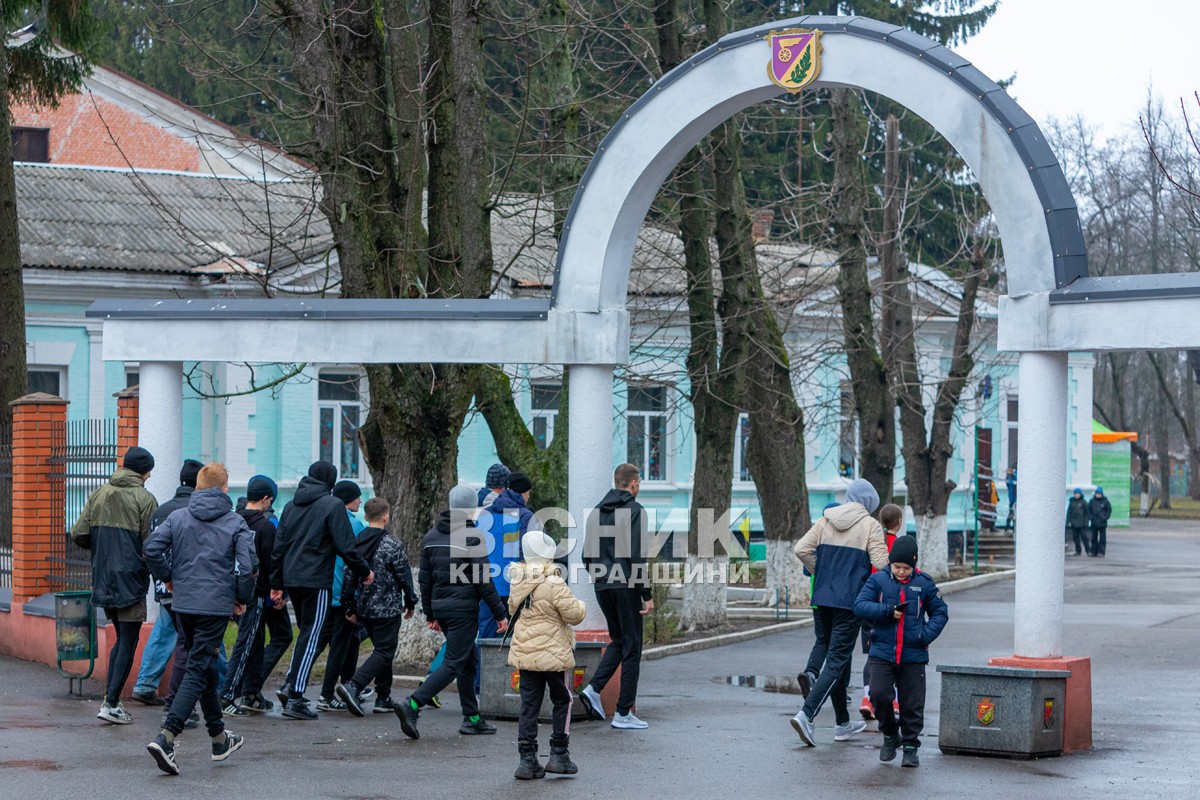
[894,601,910,611]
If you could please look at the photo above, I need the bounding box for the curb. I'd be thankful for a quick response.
[937,568,1015,596]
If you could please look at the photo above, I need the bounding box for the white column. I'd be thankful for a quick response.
[1013,351,1068,658]
[568,364,614,630]
[86,326,106,419]
[138,362,184,505]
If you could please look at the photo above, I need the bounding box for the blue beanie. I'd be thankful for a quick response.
[845,479,880,514]
[1094,486,1104,495]
[247,474,278,502]
[485,463,510,489]
[1073,487,1083,495]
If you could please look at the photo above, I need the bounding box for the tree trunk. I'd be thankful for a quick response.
[1155,390,1172,509]
[0,40,28,431]
[830,88,895,502]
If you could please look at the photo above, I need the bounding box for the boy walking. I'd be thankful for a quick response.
[70,445,158,724]
[853,536,949,768]
[1066,488,1090,556]
[143,463,256,775]
[336,497,417,716]
[860,502,905,721]
[319,480,368,710]
[508,531,587,780]
[1089,487,1111,557]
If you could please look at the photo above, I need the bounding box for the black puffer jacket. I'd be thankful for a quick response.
[417,512,506,622]
[149,485,193,603]
[239,507,277,598]
[341,527,417,619]
[583,489,652,600]
[271,476,370,590]
[144,488,256,616]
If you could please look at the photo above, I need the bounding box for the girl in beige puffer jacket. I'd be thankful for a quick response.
[507,531,586,780]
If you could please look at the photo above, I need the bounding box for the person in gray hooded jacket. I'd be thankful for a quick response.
[143,463,255,776]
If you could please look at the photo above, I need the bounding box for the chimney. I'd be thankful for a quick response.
[751,209,775,242]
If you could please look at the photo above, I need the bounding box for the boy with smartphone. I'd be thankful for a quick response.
[853,536,948,768]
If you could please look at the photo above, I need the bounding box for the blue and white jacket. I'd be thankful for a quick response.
[854,567,949,665]
[793,502,889,610]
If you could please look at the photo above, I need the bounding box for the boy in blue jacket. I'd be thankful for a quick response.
[853,536,948,768]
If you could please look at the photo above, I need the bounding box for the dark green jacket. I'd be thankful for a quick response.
[70,468,158,609]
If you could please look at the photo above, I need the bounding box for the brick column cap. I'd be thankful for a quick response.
[9,392,69,407]
[115,385,140,399]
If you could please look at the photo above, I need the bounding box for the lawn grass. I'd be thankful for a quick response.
[1140,495,1200,521]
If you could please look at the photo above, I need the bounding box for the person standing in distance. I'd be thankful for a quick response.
[270,461,373,720]
[579,463,654,730]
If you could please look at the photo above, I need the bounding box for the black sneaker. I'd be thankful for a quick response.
[282,698,318,720]
[147,733,179,776]
[880,734,901,762]
[316,695,346,712]
[901,746,920,768]
[394,698,420,740]
[373,697,399,714]
[459,716,497,735]
[221,700,250,718]
[275,684,292,706]
[335,681,365,717]
[240,694,273,712]
[211,731,244,762]
[132,690,165,706]
[796,671,816,700]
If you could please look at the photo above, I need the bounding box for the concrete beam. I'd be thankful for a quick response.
[999,293,1200,352]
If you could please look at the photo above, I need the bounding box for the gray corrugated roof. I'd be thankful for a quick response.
[16,163,331,274]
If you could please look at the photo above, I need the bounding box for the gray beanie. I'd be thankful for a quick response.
[844,478,880,515]
[448,483,478,510]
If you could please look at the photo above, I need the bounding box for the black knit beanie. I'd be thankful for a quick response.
[179,459,203,488]
[123,446,155,476]
[332,480,362,505]
[507,472,533,494]
[889,534,918,567]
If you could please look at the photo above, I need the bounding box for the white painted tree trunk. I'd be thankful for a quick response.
[914,513,949,581]
[763,539,809,608]
[679,554,728,632]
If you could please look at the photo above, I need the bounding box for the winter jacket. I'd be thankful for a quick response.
[69,468,158,610]
[478,487,501,508]
[583,489,652,600]
[331,510,367,607]
[854,566,949,665]
[342,527,417,619]
[482,489,537,596]
[1066,496,1089,528]
[238,507,278,598]
[1089,496,1112,528]
[149,485,194,603]
[144,488,256,616]
[793,502,889,610]
[506,562,587,672]
[417,512,507,622]
[270,476,370,590]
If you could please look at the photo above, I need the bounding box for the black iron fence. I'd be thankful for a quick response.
[46,418,119,590]
[0,422,12,589]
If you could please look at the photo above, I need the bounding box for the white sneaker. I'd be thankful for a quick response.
[791,711,815,746]
[579,685,606,721]
[834,719,868,741]
[611,711,649,729]
[98,702,133,725]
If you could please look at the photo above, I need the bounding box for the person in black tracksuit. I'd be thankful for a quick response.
[854,536,949,768]
[270,461,373,719]
[394,484,508,740]
[335,497,418,716]
[1089,487,1112,557]
[1066,488,1091,556]
[579,463,654,729]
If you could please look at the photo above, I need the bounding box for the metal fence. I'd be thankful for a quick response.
[46,418,119,590]
[0,422,12,589]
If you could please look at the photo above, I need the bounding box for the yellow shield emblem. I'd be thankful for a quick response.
[976,698,996,726]
[767,29,823,93]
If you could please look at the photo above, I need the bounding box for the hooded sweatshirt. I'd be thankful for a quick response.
[506,559,587,673]
[238,506,278,598]
[794,500,889,610]
[270,475,370,590]
[70,467,158,610]
[483,488,537,596]
[583,488,652,600]
[144,488,256,617]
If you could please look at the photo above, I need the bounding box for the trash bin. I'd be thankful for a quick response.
[55,590,97,694]
[937,664,1069,759]
[478,639,606,721]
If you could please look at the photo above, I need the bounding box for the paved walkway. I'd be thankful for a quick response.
[1,519,1196,799]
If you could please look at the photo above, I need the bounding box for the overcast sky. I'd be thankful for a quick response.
[955,0,1200,140]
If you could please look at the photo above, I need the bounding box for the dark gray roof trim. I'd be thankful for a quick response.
[549,15,1088,305]
[1048,273,1200,304]
[86,298,551,321]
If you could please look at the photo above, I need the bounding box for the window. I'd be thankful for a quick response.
[125,370,140,388]
[12,127,50,163]
[1006,397,1019,468]
[530,381,561,449]
[838,381,856,478]
[627,385,668,481]
[27,368,64,396]
[318,372,364,480]
[733,412,753,482]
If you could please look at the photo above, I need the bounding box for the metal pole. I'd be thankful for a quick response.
[973,426,980,574]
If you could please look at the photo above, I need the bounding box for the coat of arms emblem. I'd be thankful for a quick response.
[767,29,823,93]
[976,697,996,726]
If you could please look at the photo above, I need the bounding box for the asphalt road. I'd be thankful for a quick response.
[1,519,1196,799]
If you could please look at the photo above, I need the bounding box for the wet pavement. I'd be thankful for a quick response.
[1,518,1196,799]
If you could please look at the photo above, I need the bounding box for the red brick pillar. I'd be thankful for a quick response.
[115,386,139,465]
[9,393,69,601]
